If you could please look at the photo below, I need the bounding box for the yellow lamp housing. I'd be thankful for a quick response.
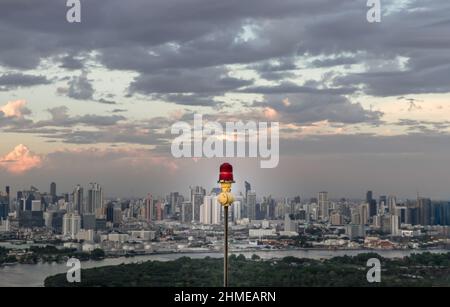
[218,181,234,207]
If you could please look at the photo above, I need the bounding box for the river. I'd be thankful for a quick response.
[0,249,448,287]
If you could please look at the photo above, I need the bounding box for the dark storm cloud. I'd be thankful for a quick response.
[97,98,117,105]
[31,106,126,128]
[1,0,449,106]
[256,93,383,125]
[0,0,348,69]
[59,55,85,70]
[154,94,221,107]
[65,73,94,100]
[42,125,171,147]
[0,73,50,90]
[241,82,356,96]
[0,0,448,139]
[129,67,252,95]
[334,65,450,97]
[311,56,359,68]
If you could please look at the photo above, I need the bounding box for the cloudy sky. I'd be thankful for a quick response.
[1,0,450,200]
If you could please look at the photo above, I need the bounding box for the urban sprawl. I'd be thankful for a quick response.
[1,182,450,263]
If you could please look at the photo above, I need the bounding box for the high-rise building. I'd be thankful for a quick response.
[345,224,365,239]
[284,214,298,232]
[145,194,153,223]
[418,198,432,226]
[5,186,11,212]
[191,186,206,223]
[73,185,84,214]
[50,182,56,200]
[245,181,251,199]
[232,197,243,222]
[106,203,115,223]
[200,194,222,225]
[169,192,180,216]
[22,192,36,211]
[390,215,400,236]
[113,208,122,225]
[366,191,377,217]
[0,218,10,232]
[351,211,361,225]
[379,195,387,206]
[31,200,42,212]
[396,206,407,224]
[247,191,257,220]
[63,212,81,238]
[0,195,9,220]
[87,183,103,216]
[318,192,329,220]
[366,191,373,203]
[381,214,400,236]
[155,201,164,221]
[330,211,344,225]
[181,201,192,223]
[200,195,213,225]
[82,214,96,230]
[360,203,369,225]
[387,195,397,214]
[261,196,276,220]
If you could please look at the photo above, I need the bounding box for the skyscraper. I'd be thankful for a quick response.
[73,185,84,214]
[245,181,251,199]
[87,183,103,216]
[247,191,257,220]
[106,203,115,223]
[379,195,387,214]
[366,191,373,203]
[232,198,242,222]
[200,195,214,225]
[5,186,10,212]
[367,191,377,217]
[155,201,164,221]
[63,212,81,238]
[418,198,432,226]
[0,191,9,220]
[145,194,153,223]
[169,192,180,216]
[387,195,397,214]
[318,192,329,220]
[181,201,192,223]
[50,182,56,199]
[360,203,369,225]
[200,194,223,225]
[191,186,206,223]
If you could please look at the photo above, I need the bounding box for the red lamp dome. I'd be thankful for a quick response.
[218,163,235,183]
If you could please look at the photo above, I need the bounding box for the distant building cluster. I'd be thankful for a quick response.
[1,182,450,254]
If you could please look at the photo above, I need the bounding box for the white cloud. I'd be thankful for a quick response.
[0,144,42,174]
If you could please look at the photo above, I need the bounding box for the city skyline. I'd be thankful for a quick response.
[1,179,446,204]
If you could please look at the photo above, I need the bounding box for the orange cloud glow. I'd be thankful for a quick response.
[0,144,43,175]
[263,107,279,120]
[0,100,28,118]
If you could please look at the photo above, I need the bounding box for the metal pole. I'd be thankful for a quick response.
[224,206,229,287]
